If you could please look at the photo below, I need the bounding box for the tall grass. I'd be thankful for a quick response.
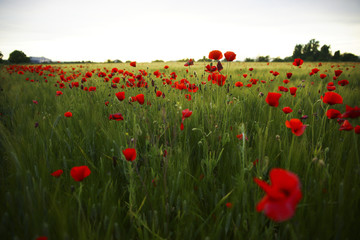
[0,61,359,239]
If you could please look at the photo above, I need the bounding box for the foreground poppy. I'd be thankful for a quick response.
[254,168,302,222]
[208,50,223,60]
[224,51,236,61]
[285,119,307,136]
[64,112,72,117]
[265,92,282,107]
[355,125,360,134]
[321,92,343,105]
[51,169,63,178]
[130,61,136,67]
[70,166,91,182]
[122,148,137,161]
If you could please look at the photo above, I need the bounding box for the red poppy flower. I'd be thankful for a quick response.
[184,59,194,66]
[56,91,63,96]
[321,92,343,105]
[235,81,243,87]
[156,90,162,97]
[283,79,290,84]
[282,107,293,114]
[109,113,124,121]
[105,101,109,106]
[285,119,307,136]
[185,94,192,101]
[273,71,280,77]
[337,79,349,86]
[205,65,217,73]
[243,74,248,78]
[130,61,136,67]
[339,120,353,131]
[36,237,48,240]
[70,166,91,182]
[236,133,248,141]
[326,109,341,119]
[289,87,297,96]
[334,70,343,77]
[249,67,254,71]
[224,51,236,61]
[33,100,38,104]
[182,109,192,119]
[88,86,96,92]
[341,105,360,118]
[312,68,320,74]
[208,50,223,60]
[319,74,327,79]
[51,169,63,178]
[164,65,169,69]
[327,85,336,91]
[355,125,360,134]
[122,148,137,161]
[85,72,92,78]
[286,73,292,79]
[225,202,233,209]
[64,112,72,117]
[292,58,304,67]
[265,92,282,107]
[136,94,145,105]
[115,92,125,101]
[254,168,302,222]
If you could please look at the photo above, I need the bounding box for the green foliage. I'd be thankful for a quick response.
[256,56,270,62]
[0,62,360,239]
[152,60,164,63]
[244,57,255,62]
[0,51,3,63]
[8,50,30,64]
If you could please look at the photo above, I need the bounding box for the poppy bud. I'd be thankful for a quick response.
[276,135,280,141]
[34,122,39,128]
[312,157,318,163]
[318,159,325,167]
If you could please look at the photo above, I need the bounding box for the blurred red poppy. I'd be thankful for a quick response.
[85,72,92,78]
[321,92,343,105]
[70,166,91,182]
[292,58,304,67]
[130,61,136,67]
[51,169,63,178]
[115,92,125,101]
[254,168,302,222]
[226,202,233,209]
[265,92,282,107]
[355,125,360,134]
[334,70,343,77]
[64,112,72,117]
[285,119,306,136]
[341,105,360,118]
[56,91,63,96]
[289,87,297,96]
[122,148,137,161]
[337,80,349,86]
[224,51,236,61]
[156,90,162,97]
[282,107,293,114]
[209,50,223,60]
[326,109,341,119]
[235,81,243,87]
[136,94,145,105]
[339,120,353,131]
[109,113,124,121]
[319,74,327,79]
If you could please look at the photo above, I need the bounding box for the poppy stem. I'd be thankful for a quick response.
[287,135,295,169]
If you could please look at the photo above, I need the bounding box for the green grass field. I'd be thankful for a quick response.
[0,61,359,239]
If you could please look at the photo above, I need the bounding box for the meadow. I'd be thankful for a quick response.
[0,58,359,240]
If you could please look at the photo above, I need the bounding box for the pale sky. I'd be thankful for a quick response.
[1,0,359,62]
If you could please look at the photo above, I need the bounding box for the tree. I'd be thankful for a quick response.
[272,57,284,62]
[332,50,341,61]
[302,39,320,61]
[0,51,3,63]
[256,56,270,62]
[9,50,30,64]
[244,58,255,62]
[292,44,303,59]
[341,53,359,62]
[319,45,332,61]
